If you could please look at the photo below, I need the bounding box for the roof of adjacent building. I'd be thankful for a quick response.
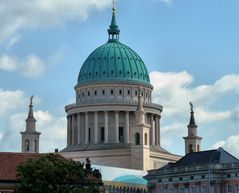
[157,148,239,171]
[77,11,151,87]
[0,152,39,181]
[174,148,239,167]
[0,152,102,185]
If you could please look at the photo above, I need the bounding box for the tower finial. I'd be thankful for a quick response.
[189,102,193,112]
[188,102,197,127]
[112,0,116,15]
[108,0,120,41]
[30,95,34,106]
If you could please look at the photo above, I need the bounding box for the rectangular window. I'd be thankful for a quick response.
[88,128,91,142]
[226,185,232,193]
[127,90,130,95]
[111,90,114,94]
[119,90,122,95]
[119,127,124,143]
[94,90,97,95]
[101,127,105,141]
[202,186,207,193]
[102,90,105,95]
[88,91,90,96]
[190,187,195,193]
[180,187,184,193]
[236,184,239,193]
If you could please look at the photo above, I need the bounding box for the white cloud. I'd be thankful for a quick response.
[150,71,239,123]
[150,71,239,154]
[212,135,239,158]
[0,132,3,143]
[22,55,45,78]
[0,0,111,43]
[0,109,66,153]
[35,110,67,152]
[0,55,18,71]
[0,46,68,78]
[0,89,26,116]
[161,122,186,147]
[196,107,231,123]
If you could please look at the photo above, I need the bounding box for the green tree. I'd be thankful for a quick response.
[14,154,102,193]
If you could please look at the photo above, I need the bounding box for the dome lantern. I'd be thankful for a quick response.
[108,0,120,41]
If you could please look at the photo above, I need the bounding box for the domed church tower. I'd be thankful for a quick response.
[60,2,180,170]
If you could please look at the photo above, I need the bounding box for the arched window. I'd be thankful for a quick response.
[144,133,148,145]
[189,144,193,153]
[25,140,30,151]
[135,133,140,145]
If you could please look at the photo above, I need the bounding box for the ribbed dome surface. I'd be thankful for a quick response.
[77,40,150,85]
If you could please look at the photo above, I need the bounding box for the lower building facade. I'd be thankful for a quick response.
[145,149,239,193]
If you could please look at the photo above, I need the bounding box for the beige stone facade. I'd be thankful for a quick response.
[60,83,180,170]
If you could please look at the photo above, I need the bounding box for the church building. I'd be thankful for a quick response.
[59,4,180,171]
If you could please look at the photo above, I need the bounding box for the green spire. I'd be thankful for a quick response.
[108,0,120,41]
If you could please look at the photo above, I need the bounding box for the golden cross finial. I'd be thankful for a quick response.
[112,0,116,15]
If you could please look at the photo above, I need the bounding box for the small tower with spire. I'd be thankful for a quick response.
[183,102,202,154]
[108,0,120,41]
[20,96,41,153]
[130,87,151,170]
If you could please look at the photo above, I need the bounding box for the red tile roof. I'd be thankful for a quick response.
[0,152,39,181]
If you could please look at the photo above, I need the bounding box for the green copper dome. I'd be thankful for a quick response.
[77,10,151,86]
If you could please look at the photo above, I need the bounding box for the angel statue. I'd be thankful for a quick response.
[30,95,34,106]
[189,102,193,112]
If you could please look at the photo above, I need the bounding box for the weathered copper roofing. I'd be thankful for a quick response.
[77,10,151,86]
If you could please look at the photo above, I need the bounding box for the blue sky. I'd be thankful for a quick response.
[0,0,239,157]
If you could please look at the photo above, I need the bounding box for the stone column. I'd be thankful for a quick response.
[158,115,161,146]
[104,111,109,143]
[85,112,88,144]
[94,111,98,144]
[71,114,75,145]
[125,111,130,143]
[67,116,71,146]
[115,111,119,143]
[155,115,159,146]
[150,114,155,145]
[77,113,81,144]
